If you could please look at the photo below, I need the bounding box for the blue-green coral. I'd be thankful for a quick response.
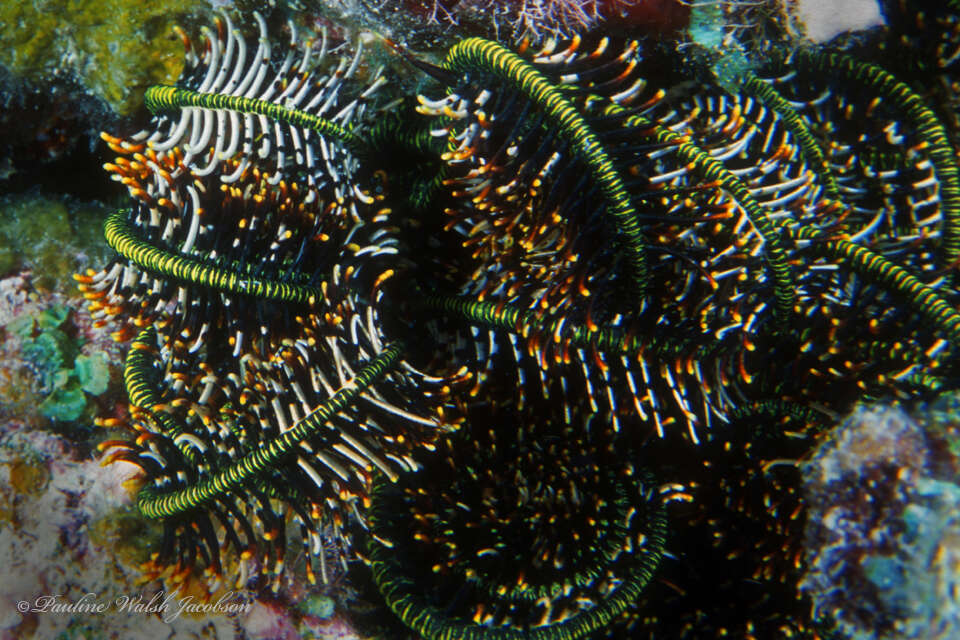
[3,303,111,423]
[802,395,960,640]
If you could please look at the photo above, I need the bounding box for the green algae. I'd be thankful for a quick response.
[74,352,110,395]
[7,457,51,497]
[298,593,336,619]
[3,301,112,424]
[686,1,756,95]
[38,379,88,423]
[0,0,202,115]
[38,352,111,423]
[0,190,119,432]
[6,304,76,387]
[0,192,112,290]
[0,244,14,277]
[88,508,160,567]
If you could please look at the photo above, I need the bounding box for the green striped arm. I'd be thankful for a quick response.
[137,341,404,519]
[741,71,841,199]
[144,85,368,152]
[791,49,960,268]
[124,327,199,465]
[442,38,651,298]
[792,226,960,346]
[368,472,667,640]
[424,292,728,362]
[105,210,325,306]
[600,101,797,321]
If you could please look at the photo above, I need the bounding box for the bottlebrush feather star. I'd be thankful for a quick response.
[81,13,464,590]
[79,2,960,637]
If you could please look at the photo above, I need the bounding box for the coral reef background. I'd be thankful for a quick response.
[2,0,957,639]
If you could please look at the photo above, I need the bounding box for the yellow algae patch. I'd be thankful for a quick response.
[0,0,197,115]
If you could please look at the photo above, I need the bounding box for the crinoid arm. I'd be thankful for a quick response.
[89,12,463,590]
[367,395,667,640]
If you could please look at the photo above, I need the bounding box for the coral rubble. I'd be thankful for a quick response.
[802,395,960,640]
